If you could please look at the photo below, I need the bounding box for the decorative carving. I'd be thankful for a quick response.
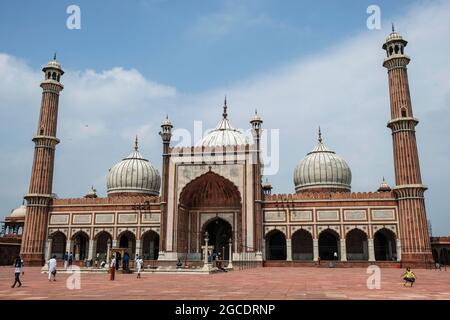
[49,214,69,225]
[317,210,339,221]
[72,214,92,224]
[264,210,286,222]
[344,210,366,221]
[372,209,395,220]
[95,213,114,224]
[290,210,313,222]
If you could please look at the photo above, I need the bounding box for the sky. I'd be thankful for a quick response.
[0,0,449,235]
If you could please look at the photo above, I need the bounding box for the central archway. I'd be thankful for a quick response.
[203,218,232,260]
[177,171,242,259]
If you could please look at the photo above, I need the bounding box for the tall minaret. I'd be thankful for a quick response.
[21,55,64,266]
[159,115,173,256]
[382,26,432,265]
[250,110,263,257]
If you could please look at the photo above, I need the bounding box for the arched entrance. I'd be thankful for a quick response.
[118,231,136,258]
[95,231,112,262]
[142,230,159,260]
[432,249,439,263]
[51,231,66,259]
[203,218,232,260]
[440,249,450,265]
[177,171,242,260]
[292,229,313,260]
[319,229,339,260]
[346,229,368,261]
[72,231,89,261]
[265,230,286,260]
[374,228,397,261]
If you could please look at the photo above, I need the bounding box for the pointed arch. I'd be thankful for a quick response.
[179,171,241,208]
[291,229,313,261]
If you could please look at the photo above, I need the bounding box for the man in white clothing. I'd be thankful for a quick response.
[48,255,57,282]
[135,256,144,279]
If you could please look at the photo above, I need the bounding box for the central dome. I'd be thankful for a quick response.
[107,138,161,196]
[294,129,352,193]
[198,98,246,147]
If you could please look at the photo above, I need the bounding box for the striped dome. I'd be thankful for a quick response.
[107,139,161,196]
[294,129,351,193]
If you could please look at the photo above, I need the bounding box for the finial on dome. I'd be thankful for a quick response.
[134,135,139,151]
[391,23,395,32]
[223,96,228,119]
[318,126,322,143]
[53,52,57,61]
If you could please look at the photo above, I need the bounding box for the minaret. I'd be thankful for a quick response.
[382,26,432,265]
[21,55,64,266]
[159,115,173,255]
[250,110,263,256]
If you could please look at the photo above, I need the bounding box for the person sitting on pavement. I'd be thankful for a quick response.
[402,267,417,287]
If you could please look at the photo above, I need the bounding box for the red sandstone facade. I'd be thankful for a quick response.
[17,29,434,268]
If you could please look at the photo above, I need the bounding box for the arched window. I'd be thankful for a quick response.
[394,45,399,54]
[52,72,56,80]
[47,72,51,79]
[389,46,394,56]
[401,108,407,118]
[57,74,60,82]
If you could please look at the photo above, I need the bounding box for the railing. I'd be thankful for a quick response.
[236,245,260,271]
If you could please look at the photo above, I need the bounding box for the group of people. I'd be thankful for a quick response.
[109,254,144,280]
[63,251,74,269]
[9,251,422,289]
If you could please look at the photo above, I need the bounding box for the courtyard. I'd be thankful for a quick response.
[0,266,449,300]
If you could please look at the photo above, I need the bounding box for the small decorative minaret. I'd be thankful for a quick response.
[250,109,263,256]
[21,54,64,266]
[382,26,432,265]
[159,115,173,254]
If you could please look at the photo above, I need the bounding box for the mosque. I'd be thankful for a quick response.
[1,28,438,267]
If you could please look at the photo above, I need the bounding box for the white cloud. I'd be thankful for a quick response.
[1,1,450,235]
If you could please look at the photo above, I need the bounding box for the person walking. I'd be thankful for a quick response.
[68,252,73,270]
[11,256,24,288]
[63,251,69,269]
[402,267,417,287]
[110,255,116,281]
[48,255,57,282]
[135,256,143,279]
[123,252,129,272]
[95,253,100,268]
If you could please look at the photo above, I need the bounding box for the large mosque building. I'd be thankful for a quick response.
[7,29,435,267]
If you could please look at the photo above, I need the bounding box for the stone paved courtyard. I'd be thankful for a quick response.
[1,266,450,300]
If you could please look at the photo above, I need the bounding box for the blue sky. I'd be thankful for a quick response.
[1,0,413,92]
[1,0,450,235]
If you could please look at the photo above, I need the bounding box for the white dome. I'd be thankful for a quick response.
[10,205,26,218]
[107,140,161,196]
[294,130,352,193]
[198,99,246,147]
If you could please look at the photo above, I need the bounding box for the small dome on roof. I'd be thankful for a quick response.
[10,205,26,218]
